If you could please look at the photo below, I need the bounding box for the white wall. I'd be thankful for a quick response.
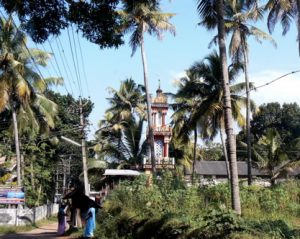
[0,203,59,226]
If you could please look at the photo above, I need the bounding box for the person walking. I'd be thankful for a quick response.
[57,203,67,236]
[83,207,96,238]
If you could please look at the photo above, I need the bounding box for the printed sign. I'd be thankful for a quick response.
[0,187,25,204]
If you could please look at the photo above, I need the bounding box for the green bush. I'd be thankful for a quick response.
[188,209,244,239]
[246,220,297,239]
[94,174,300,239]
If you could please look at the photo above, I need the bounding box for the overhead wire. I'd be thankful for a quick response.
[241,70,300,96]
[67,26,83,97]
[0,12,86,142]
[47,39,73,95]
[56,37,78,93]
[30,42,60,93]
[0,10,72,106]
[76,30,91,97]
[70,25,82,94]
[53,37,75,95]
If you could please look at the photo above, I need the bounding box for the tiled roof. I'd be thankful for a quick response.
[185,161,268,176]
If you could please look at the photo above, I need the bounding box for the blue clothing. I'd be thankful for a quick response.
[57,207,66,236]
[83,207,96,238]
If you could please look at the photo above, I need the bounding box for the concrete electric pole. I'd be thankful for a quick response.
[79,97,89,196]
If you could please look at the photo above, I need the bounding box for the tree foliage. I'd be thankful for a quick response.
[0,0,158,47]
[251,102,300,143]
[96,79,147,168]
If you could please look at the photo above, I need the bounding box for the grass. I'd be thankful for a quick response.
[0,216,57,235]
[64,226,84,238]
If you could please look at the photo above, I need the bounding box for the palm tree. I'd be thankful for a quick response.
[170,84,202,184]
[197,0,241,214]
[253,128,296,186]
[226,0,276,185]
[0,17,60,186]
[96,79,148,168]
[173,51,255,183]
[265,0,300,56]
[106,78,146,123]
[118,0,175,174]
[97,115,148,168]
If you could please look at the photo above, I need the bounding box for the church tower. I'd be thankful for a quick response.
[143,84,174,170]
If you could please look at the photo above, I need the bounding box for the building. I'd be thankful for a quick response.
[185,161,269,186]
[143,85,175,171]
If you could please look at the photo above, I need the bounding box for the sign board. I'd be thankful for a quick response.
[0,187,25,205]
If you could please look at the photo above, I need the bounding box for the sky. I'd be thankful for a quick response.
[30,0,300,140]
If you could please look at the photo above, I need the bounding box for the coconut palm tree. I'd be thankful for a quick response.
[106,78,146,123]
[265,0,300,56]
[96,79,148,168]
[118,0,175,174]
[0,17,61,186]
[253,128,297,186]
[170,86,202,184]
[172,51,256,183]
[97,116,148,168]
[226,0,276,185]
[197,0,241,214]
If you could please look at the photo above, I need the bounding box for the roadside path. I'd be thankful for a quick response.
[0,222,73,239]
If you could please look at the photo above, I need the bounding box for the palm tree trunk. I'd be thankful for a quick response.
[12,106,21,187]
[217,0,241,215]
[192,128,197,185]
[297,0,300,56]
[242,43,252,186]
[220,121,230,181]
[140,28,156,175]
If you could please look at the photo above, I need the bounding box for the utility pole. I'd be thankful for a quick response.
[79,97,89,196]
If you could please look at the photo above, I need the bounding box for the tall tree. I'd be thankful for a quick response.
[106,78,146,123]
[170,80,202,184]
[0,17,60,186]
[118,0,175,173]
[197,0,241,214]
[226,0,275,185]
[96,79,147,168]
[173,51,254,183]
[46,90,93,191]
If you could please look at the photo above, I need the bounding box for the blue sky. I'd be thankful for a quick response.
[32,0,300,140]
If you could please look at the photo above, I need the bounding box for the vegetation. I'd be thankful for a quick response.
[0,216,56,235]
[95,174,300,239]
[95,79,147,169]
[0,1,299,238]
[118,0,175,173]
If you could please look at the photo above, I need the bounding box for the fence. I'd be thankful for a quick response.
[0,203,59,226]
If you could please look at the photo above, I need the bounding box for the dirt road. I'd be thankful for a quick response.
[0,222,73,239]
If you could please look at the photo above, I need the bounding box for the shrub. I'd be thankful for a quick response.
[187,209,244,239]
[94,174,300,239]
[246,219,297,239]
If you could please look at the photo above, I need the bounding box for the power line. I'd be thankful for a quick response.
[67,26,83,97]
[32,42,60,93]
[47,39,72,95]
[56,37,78,93]
[71,25,82,93]
[76,31,91,97]
[242,70,300,96]
[55,38,74,95]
